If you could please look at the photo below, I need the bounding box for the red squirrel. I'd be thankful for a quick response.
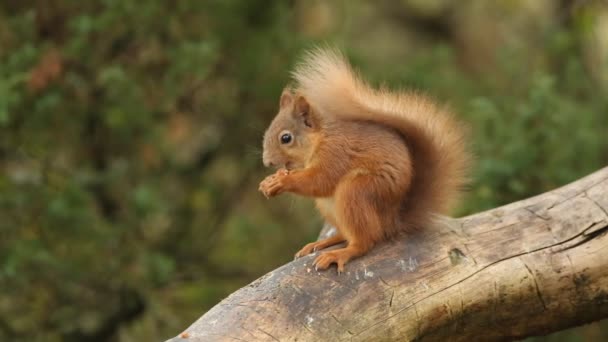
[259,48,471,273]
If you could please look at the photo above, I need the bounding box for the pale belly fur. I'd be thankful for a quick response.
[315,197,337,227]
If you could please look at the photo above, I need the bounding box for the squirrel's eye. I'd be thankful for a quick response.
[280,133,293,144]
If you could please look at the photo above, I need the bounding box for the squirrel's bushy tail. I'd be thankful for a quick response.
[292,47,471,230]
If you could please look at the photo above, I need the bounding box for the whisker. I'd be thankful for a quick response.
[246,147,263,156]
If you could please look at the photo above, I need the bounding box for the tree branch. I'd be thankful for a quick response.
[167,167,608,341]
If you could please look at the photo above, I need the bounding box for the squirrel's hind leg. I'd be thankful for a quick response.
[313,245,368,273]
[313,174,393,273]
[295,233,345,259]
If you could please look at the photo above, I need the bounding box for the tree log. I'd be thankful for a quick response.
[167,167,608,341]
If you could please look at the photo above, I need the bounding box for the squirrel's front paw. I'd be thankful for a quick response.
[259,169,289,198]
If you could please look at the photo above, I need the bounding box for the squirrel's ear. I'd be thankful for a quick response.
[279,89,293,108]
[294,95,318,129]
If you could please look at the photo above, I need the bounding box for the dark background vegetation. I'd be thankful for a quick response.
[1,1,607,341]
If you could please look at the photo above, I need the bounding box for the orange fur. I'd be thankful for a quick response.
[259,48,471,272]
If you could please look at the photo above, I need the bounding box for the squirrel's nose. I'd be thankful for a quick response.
[263,154,275,168]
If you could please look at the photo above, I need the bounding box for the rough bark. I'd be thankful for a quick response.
[167,167,608,341]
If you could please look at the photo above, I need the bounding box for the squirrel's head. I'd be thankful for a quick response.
[262,89,320,170]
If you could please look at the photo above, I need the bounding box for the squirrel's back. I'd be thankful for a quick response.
[292,48,471,229]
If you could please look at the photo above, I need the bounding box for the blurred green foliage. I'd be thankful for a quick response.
[0,0,607,341]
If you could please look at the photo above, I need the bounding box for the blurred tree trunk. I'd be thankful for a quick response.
[167,167,608,341]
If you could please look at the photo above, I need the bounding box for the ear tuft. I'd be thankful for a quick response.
[279,89,293,108]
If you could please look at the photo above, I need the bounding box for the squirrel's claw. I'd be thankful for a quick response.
[313,251,346,274]
[295,241,321,259]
